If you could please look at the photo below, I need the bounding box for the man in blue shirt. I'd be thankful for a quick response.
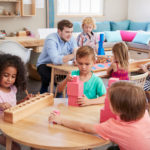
[37,20,77,93]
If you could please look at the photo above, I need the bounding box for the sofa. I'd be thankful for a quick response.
[73,20,150,59]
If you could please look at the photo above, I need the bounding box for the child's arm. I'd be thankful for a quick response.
[0,102,11,111]
[57,73,73,93]
[77,95,105,106]
[107,62,117,76]
[48,111,97,134]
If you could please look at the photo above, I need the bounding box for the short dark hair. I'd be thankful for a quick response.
[108,81,146,122]
[57,20,73,31]
[0,54,27,91]
[76,46,96,61]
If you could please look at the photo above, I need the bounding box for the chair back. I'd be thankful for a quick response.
[130,72,149,88]
[0,41,31,64]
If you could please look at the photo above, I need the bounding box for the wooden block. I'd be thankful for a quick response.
[67,76,83,107]
[100,78,119,123]
[18,31,27,37]
[4,93,54,123]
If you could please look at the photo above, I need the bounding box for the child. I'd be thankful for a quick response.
[140,63,150,91]
[0,54,28,150]
[107,42,129,80]
[49,81,150,150]
[57,46,106,106]
[77,17,99,54]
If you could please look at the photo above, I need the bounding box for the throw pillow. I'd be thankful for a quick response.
[120,30,137,42]
[110,20,130,31]
[93,21,111,32]
[132,32,150,45]
[73,22,82,32]
[129,21,148,31]
[105,31,122,42]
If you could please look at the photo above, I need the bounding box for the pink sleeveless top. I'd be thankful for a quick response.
[111,63,129,80]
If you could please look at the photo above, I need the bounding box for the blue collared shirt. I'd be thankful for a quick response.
[37,33,77,66]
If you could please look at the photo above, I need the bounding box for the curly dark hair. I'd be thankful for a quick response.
[0,54,27,91]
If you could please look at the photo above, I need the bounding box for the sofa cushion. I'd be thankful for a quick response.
[129,21,148,31]
[73,22,82,32]
[147,24,150,31]
[105,31,122,42]
[93,21,111,32]
[110,20,130,31]
[120,30,137,42]
[132,32,150,45]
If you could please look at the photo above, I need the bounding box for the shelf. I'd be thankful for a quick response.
[21,0,35,16]
[0,0,21,17]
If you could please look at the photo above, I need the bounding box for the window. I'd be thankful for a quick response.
[57,0,104,16]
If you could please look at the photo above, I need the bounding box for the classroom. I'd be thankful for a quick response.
[0,0,150,150]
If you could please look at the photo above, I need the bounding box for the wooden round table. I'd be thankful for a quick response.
[0,98,110,150]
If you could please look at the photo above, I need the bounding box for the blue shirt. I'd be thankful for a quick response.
[37,33,77,66]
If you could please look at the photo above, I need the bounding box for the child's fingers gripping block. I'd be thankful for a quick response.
[53,110,60,124]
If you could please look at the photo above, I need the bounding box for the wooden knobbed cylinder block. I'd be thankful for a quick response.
[4,93,54,123]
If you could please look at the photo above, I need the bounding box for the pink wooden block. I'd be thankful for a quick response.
[100,78,119,123]
[67,76,83,106]
[68,96,79,106]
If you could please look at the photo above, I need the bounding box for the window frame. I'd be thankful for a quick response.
[56,0,104,17]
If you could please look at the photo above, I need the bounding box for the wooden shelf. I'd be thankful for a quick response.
[0,0,21,17]
[21,0,35,16]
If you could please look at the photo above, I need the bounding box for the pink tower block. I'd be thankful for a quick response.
[67,76,84,106]
[100,78,119,123]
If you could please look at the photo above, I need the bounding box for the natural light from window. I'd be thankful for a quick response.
[57,0,104,16]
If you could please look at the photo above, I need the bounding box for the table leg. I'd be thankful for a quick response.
[6,136,12,150]
[50,67,54,93]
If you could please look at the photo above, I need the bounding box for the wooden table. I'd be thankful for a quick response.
[0,36,44,52]
[47,59,150,94]
[0,98,110,150]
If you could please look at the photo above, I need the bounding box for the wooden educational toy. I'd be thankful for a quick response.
[67,76,84,106]
[96,55,112,63]
[4,93,54,123]
[100,78,119,123]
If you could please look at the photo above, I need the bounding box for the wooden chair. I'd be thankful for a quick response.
[130,72,150,114]
[54,69,67,98]
[130,72,149,88]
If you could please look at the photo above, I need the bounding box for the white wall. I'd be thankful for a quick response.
[54,0,128,27]
[128,0,150,21]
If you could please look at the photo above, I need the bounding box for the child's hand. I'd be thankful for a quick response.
[77,95,92,106]
[140,64,148,72]
[48,111,61,124]
[0,102,11,111]
[66,72,73,82]
[17,94,35,104]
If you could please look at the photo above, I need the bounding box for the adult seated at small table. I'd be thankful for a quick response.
[36,20,78,94]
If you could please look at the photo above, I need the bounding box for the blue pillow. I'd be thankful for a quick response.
[93,21,111,32]
[147,24,150,31]
[105,31,122,42]
[73,22,82,32]
[110,20,130,31]
[132,32,150,45]
[129,21,148,31]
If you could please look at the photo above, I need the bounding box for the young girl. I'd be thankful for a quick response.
[57,46,106,106]
[49,81,150,150]
[0,54,28,150]
[107,42,129,80]
[77,17,99,54]
[140,63,150,91]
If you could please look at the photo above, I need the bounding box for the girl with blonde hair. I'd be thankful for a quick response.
[107,42,129,80]
[77,17,98,53]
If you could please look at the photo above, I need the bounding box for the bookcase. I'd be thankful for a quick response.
[21,0,35,16]
[0,0,21,17]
